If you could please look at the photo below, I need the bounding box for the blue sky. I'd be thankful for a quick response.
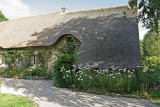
[0,0,146,39]
[22,0,128,16]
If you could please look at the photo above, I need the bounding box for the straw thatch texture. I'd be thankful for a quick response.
[0,6,141,68]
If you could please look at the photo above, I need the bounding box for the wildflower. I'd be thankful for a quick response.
[66,70,70,73]
[81,78,83,81]
[149,69,154,71]
[128,75,132,78]
[109,74,113,76]
[112,76,115,79]
[155,85,159,90]
[89,76,92,79]
[73,65,76,68]
[143,70,147,72]
[61,66,64,69]
[115,72,120,75]
[78,78,80,81]
[123,68,127,72]
[63,76,65,79]
[94,69,99,72]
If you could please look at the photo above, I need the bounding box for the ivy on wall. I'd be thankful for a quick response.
[0,48,52,77]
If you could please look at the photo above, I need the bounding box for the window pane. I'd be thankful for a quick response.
[67,37,74,43]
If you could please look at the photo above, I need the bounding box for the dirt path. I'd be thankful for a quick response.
[1,77,159,107]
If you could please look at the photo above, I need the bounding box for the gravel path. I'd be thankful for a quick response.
[1,77,159,107]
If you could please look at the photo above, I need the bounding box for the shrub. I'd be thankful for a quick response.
[53,43,78,87]
[142,56,160,69]
[27,66,46,77]
[53,54,77,87]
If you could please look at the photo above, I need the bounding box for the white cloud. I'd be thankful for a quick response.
[0,0,31,20]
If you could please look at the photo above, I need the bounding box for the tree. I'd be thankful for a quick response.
[143,28,160,56]
[139,40,144,56]
[0,10,8,22]
[128,0,160,33]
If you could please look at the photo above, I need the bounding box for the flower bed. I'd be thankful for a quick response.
[53,64,160,100]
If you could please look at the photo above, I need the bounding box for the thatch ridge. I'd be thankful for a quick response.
[68,6,128,14]
[0,12,60,24]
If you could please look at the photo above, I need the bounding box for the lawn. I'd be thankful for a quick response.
[0,93,37,107]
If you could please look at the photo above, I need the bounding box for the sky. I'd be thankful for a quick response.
[0,0,147,40]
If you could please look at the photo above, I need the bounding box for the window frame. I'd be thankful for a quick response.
[33,55,37,66]
[67,36,74,43]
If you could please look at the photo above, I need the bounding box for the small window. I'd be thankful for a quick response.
[67,36,74,43]
[33,55,37,66]
[0,57,2,64]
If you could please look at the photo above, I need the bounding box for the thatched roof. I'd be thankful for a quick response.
[0,6,141,68]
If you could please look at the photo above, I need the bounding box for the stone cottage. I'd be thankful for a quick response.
[0,6,141,71]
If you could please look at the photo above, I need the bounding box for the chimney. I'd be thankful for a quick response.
[61,7,68,15]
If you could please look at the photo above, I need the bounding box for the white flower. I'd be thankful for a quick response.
[128,75,132,78]
[109,74,113,76]
[149,69,154,71]
[72,65,76,69]
[128,70,131,73]
[112,76,115,79]
[143,70,147,72]
[94,69,99,72]
[123,69,126,72]
[116,72,120,75]
[89,76,92,79]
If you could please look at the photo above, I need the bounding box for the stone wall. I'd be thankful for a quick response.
[0,34,79,72]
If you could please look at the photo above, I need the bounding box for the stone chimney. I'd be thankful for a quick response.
[61,7,68,15]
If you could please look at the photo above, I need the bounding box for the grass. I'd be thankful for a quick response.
[0,93,37,107]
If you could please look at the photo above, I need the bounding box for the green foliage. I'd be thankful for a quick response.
[0,48,50,78]
[57,43,77,55]
[53,54,77,87]
[37,49,51,69]
[29,66,46,77]
[143,30,160,56]
[128,0,160,33]
[139,40,144,56]
[0,11,8,22]
[3,49,34,69]
[143,56,160,69]
[53,43,77,87]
